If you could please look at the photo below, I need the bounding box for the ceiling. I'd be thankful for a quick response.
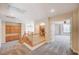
[0,3,79,21]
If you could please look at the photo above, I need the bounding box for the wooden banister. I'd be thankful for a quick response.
[20,32,46,47]
[20,33,33,47]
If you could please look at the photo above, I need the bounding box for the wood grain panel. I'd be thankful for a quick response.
[5,22,21,42]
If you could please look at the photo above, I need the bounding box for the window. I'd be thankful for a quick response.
[63,24,70,33]
[25,23,34,33]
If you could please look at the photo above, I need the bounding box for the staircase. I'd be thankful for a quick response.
[20,33,33,47]
[20,33,46,50]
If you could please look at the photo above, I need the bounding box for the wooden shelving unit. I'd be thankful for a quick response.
[5,22,21,42]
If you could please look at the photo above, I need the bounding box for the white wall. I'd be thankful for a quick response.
[0,20,5,44]
[0,19,2,47]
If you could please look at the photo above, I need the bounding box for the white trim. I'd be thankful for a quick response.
[23,41,47,51]
[71,47,79,54]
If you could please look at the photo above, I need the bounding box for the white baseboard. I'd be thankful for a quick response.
[71,47,79,54]
[23,41,47,51]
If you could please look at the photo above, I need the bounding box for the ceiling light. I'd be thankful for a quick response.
[40,22,45,26]
[50,9,55,13]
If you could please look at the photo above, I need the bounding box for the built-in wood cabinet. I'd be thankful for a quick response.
[5,22,21,42]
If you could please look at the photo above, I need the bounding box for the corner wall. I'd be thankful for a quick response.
[71,9,79,53]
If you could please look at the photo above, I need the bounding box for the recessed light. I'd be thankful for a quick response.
[40,22,45,26]
[50,9,55,13]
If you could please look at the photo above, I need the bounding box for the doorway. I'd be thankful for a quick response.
[50,19,72,54]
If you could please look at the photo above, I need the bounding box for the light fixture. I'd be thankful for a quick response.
[40,22,45,26]
[64,21,66,24]
[50,9,55,13]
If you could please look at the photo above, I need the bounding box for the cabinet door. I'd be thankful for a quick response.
[6,22,21,42]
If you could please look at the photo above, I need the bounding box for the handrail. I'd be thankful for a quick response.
[20,33,33,47]
[20,32,46,47]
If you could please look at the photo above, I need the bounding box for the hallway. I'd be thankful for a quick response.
[0,3,79,55]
